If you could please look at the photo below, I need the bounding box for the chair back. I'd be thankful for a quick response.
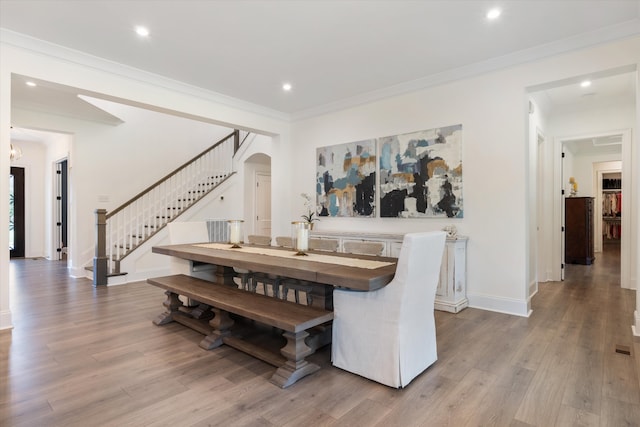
[309,238,339,252]
[275,236,293,248]
[394,231,446,319]
[343,241,384,256]
[247,235,271,246]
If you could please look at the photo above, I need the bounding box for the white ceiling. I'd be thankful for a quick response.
[2,0,639,118]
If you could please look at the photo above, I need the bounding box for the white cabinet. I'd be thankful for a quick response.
[434,237,468,313]
[311,231,468,312]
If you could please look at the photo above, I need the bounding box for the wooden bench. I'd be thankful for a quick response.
[147,274,334,388]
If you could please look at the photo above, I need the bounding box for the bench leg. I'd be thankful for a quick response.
[153,291,183,325]
[199,309,234,350]
[270,331,320,388]
[189,303,213,320]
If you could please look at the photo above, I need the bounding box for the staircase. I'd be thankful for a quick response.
[93,130,247,285]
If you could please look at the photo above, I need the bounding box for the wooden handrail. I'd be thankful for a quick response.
[94,129,244,284]
[107,130,238,219]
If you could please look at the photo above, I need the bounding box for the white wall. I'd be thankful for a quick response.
[11,130,71,260]
[12,100,239,275]
[9,139,46,258]
[1,34,292,329]
[290,36,640,316]
[527,100,550,289]
[573,151,622,198]
[544,100,635,287]
[1,32,639,332]
[44,132,71,260]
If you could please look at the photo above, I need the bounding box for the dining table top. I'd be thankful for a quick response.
[152,242,398,291]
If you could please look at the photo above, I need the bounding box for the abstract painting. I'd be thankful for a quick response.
[379,124,463,218]
[316,139,376,217]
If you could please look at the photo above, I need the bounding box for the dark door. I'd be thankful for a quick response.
[10,166,25,258]
[56,160,68,259]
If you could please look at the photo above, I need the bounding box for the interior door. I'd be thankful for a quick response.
[255,173,271,236]
[56,159,68,260]
[10,166,25,258]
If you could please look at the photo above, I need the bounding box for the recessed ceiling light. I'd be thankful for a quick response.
[580,80,592,88]
[135,26,150,37]
[25,81,36,87]
[282,83,292,91]
[486,8,501,20]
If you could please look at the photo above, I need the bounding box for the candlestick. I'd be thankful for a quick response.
[292,221,310,256]
[228,220,243,248]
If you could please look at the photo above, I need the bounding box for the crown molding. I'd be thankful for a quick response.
[0,29,291,123]
[3,16,639,125]
[290,18,640,121]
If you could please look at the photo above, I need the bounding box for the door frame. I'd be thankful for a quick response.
[553,129,631,287]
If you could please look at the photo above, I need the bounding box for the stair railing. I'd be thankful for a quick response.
[94,130,244,285]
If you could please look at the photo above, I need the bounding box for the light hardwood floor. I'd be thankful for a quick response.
[1,244,639,426]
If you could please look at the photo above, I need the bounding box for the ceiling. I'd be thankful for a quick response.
[2,0,639,118]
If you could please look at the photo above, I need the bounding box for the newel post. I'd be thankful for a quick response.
[233,129,240,153]
[93,208,108,286]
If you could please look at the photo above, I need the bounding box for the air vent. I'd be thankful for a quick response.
[615,344,631,356]
[593,135,622,146]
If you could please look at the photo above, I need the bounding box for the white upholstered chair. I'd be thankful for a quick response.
[331,231,447,388]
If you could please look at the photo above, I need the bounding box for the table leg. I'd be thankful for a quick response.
[309,283,333,311]
[216,265,237,287]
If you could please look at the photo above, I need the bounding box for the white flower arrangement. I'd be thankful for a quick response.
[300,193,319,223]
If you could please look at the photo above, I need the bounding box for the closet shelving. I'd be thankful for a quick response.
[602,176,621,241]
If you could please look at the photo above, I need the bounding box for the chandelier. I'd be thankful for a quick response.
[10,143,23,162]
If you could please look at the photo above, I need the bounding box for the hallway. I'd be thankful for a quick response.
[1,252,639,426]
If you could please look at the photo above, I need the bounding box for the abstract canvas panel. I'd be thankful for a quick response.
[316,140,376,217]
[379,124,463,218]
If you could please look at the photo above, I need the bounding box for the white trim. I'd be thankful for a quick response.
[633,310,640,337]
[68,266,89,279]
[0,29,290,122]
[467,292,530,317]
[593,163,622,253]
[4,18,640,122]
[553,128,632,288]
[0,309,13,331]
[292,19,640,120]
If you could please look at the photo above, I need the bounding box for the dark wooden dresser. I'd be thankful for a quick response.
[565,197,595,265]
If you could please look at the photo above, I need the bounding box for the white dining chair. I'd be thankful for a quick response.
[245,235,281,298]
[281,238,338,305]
[331,231,447,388]
[342,241,385,256]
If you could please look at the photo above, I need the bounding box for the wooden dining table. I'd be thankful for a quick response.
[152,242,398,310]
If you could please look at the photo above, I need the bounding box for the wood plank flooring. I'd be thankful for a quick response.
[1,244,638,426]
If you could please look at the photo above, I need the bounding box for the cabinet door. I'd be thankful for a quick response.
[389,241,403,258]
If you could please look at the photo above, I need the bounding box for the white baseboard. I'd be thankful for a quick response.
[0,309,13,331]
[528,280,538,298]
[467,292,530,317]
[69,266,91,279]
[107,267,172,286]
